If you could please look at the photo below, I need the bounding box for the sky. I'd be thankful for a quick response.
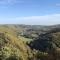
[0,0,60,25]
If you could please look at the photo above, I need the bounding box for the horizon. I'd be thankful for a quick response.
[0,24,60,26]
[0,0,60,25]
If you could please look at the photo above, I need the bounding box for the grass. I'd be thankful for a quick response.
[18,36,32,43]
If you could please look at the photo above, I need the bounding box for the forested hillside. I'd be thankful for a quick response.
[0,24,60,60]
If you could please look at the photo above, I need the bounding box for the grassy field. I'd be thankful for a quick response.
[18,36,32,43]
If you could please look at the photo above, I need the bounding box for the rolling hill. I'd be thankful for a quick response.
[0,24,60,60]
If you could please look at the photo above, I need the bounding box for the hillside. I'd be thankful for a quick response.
[0,24,60,60]
[0,25,33,60]
[28,28,60,60]
[28,28,60,51]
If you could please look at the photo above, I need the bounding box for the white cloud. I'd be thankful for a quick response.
[0,14,60,25]
[14,14,60,25]
[0,0,24,5]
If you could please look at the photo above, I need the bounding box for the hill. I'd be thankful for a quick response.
[0,24,60,60]
[0,25,33,60]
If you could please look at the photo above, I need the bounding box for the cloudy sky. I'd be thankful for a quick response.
[0,0,60,25]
